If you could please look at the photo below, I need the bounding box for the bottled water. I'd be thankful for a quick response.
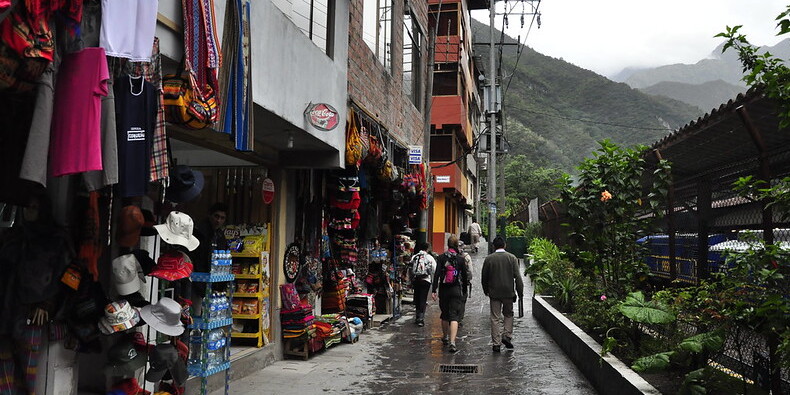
[206,328,226,369]
[188,329,203,366]
[210,250,219,274]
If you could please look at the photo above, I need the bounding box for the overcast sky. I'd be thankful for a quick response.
[471,0,788,78]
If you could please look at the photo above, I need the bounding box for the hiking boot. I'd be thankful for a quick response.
[492,345,501,352]
[417,320,424,327]
[502,337,514,349]
[449,343,458,353]
[442,336,449,345]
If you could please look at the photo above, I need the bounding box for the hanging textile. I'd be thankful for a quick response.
[218,0,252,151]
[182,0,221,108]
[125,38,169,183]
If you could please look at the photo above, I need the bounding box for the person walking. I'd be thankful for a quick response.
[431,235,470,353]
[409,242,437,327]
[481,236,524,352]
[457,240,473,326]
[468,221,482,253]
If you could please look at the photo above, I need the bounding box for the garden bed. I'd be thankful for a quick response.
[533,295,663,395]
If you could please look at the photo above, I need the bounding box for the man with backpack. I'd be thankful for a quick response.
[481,236,524,352]
[431,235,470,353]
[409,242,437,327]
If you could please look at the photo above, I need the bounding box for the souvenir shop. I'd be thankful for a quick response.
[0,0,263,393]
[277,104,430,359]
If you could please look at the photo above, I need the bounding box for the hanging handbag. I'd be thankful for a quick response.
[345,109,363,166]
[162,60,218,130]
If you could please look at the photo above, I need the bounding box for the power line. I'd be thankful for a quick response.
[503,0,541,98]
[507,106,675,131]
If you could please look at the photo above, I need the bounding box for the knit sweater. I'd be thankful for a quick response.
[481,250,524,300]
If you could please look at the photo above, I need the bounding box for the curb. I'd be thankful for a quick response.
[532,295,661,395]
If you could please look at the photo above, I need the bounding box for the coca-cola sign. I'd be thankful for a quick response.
[305,103,340,131]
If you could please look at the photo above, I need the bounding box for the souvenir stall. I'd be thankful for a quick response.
[0,0,257,393]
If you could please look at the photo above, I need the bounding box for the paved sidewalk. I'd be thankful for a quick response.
[214,245,595,394]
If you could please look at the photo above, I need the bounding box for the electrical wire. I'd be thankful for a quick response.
[503,0,541,97]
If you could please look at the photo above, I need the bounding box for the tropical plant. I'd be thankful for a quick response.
[559,140,671,296]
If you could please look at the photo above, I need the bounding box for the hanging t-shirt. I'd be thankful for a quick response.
[49,47,109,177]
[99,0,158,61]
[115,75,156,198]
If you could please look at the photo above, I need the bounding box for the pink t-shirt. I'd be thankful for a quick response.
[49,47,109,177]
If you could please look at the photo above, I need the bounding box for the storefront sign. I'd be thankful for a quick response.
[436,175,450,183]
[262,178,275,204]
[304,103,339,131]
[408,145,423,164]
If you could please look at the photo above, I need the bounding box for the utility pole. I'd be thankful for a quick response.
[418,26,437,246]
[487,0,498,247]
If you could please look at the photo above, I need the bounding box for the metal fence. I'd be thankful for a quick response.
[539,91,790,392]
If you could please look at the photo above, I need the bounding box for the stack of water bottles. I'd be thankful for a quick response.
[210,250,233,274]
[207,291,232,321]
[188,327,229,370]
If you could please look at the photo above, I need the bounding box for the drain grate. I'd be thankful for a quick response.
[437,364,481,374]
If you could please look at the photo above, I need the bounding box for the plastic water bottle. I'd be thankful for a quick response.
[225,250,232,274]
[208,292,218,321]
[188,329,203,367]
[206,328,226,369]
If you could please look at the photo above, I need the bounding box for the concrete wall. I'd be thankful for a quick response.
[156,0,350,166]
[532,296,661,395]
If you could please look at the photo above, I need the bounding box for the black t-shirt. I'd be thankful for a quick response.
[114,75,156,197]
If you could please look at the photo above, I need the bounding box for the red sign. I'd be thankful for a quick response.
[262,178,275,204]
[305,103,339,131]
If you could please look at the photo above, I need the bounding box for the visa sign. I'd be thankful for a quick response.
[408,145,423,164]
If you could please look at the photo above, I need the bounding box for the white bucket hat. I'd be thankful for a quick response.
[154,211,200,251]
[140,297,184,336]
[112,254,146,296]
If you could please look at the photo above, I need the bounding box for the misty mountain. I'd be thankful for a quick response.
[640,79,745,114]
[469,20,702,173]
[620,39,790,89]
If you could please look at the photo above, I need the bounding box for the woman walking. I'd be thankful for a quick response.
[431,235,470,353]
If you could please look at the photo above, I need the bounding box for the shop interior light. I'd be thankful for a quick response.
[287,132,294,149]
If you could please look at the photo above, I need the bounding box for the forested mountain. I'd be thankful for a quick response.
[470,20,702,174]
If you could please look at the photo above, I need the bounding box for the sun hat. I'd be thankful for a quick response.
[112,254,146,296]
[154,211,200,251]
[117,205,145,248]
[165,165,204,203]
[98,300,141,335]
[140,297,184,336]
[145,343,187,385]
[104,338,148,377]
[149,251,193,281]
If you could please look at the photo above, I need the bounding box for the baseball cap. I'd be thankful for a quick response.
[112,254,146,296]
[105,338,148,377]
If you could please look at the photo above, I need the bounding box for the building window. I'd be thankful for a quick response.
[363,0,393,69]
[430,134,453,161]
[275,0,334,55]
[433,67,458,96]
[402,8,422,109]
[429,4,458,36]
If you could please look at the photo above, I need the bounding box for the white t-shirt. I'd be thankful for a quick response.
[100,0,158,61]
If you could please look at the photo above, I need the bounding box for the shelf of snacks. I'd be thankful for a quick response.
[232,292,262,298]
[229,235,270,348]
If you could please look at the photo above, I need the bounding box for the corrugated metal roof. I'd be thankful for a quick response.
[646,87,790,203]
